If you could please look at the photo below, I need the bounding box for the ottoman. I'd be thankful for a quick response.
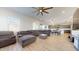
[39,34,48,39]
[19,35,36,47]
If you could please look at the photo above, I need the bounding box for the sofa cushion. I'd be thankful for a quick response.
[0,31,14,36]
[0,31,16,48]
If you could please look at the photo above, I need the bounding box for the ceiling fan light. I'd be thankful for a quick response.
[40,10,42,12]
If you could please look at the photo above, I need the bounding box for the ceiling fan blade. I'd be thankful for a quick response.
[43,10,49,14]
[39,7,44,9]
[32,7,38,9]
[32,7,53,16]
[43,7,53,10]
[34,10,37,13]
[36,12,40,15]
[40,12,43,16]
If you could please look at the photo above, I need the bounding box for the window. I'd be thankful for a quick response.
[8,16,20,32]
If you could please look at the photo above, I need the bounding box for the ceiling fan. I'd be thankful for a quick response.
[33,7,53,16]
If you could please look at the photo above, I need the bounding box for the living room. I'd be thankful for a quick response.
[0,7,79,51]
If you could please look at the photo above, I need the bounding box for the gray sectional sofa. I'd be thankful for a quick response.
[0,30,51,48]
[17,30,51,47]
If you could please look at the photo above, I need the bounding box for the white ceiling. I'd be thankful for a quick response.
[8,7,77,25]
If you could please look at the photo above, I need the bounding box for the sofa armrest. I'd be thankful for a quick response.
[10,35,16,39]
[17,35,22,37]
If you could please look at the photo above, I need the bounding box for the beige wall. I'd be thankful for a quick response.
[73,8,79,30]
[73,8,79,24]
[19,15,43,31]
